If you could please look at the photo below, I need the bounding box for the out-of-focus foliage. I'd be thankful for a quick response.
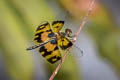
[59,0,120,77]
[0,0,81,80]
[0,0,54,80]
[0,0,120,80]
[88,6,120,76]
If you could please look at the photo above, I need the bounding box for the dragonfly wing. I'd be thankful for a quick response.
[52,21,64,33]
[57,37,73,50]
[34,21,54,44]
[38,39,61,64]
[34,21,61,64]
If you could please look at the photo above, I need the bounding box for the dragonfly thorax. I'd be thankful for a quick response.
[56,28,72,38]
[56,32,65,40]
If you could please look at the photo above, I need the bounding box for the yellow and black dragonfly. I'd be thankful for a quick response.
[27,21,82,64]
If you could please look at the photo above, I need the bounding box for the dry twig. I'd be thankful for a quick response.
[49,0,96,80]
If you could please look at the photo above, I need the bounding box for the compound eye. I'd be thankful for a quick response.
[65,28,72,35]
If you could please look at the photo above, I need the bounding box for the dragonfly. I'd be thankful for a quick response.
[26,21,83,64]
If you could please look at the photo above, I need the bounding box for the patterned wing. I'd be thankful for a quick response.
[34,21,61,64]
[57,37,73,50]
[52,21,64,33]
[38,39,61,64]
[34,21,54,44]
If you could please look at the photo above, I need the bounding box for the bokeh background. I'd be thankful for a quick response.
[0,0,120,80]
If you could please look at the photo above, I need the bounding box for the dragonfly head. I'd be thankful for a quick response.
[65,28,72,37]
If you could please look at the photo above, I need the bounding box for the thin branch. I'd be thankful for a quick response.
[49,0,96,80]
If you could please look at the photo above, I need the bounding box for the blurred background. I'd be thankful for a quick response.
[0,0,120,80]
